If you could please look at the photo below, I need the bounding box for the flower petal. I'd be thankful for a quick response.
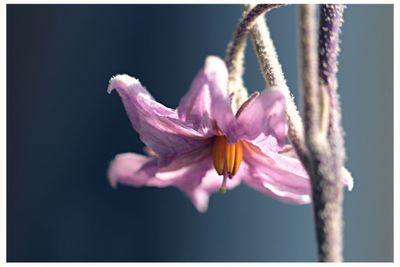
[108,74,209,161]
[146,149,213,191]
[249,137,309,178]
[109,150,231,213]
[253,140,354,191]
[340,166,354,191]
[242,142,311,204]
[177,56,236,139]
[236,89,287,146]
[108,153,154,188]
[187,189,209,213]
[185,163,244,212]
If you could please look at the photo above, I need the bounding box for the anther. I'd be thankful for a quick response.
[212,135,244,183]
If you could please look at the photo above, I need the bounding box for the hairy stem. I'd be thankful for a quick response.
[319,5,346,170]
[316,4,346,261]
[246,4,311,169]
[300,4,319,143]
[248,3,349,261]
[300,4,346,261]
[225,4,282,109]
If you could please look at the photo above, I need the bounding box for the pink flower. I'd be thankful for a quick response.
[107,56,352,212]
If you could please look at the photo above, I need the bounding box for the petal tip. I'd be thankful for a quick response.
[204,56,228,76]
[107,155,123,188]
[107,153,152,188]
[342,167,354,191]
[189,190,210,213]
[107,74,141,95]
[347,175,354,192]
[109,177,118,188]
[205,55,224,65]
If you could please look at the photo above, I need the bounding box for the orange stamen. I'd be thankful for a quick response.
[212,136,227,175]
[212,136,243,179]
[232,141,243,177]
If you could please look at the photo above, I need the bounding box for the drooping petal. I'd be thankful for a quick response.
[249,136,309,178]
[185,163,245,212]
[236,89,287,146]
[177,56,236,139]
[108,74,209,162]
[341,167,354,191]
[146,148,213,191]
[108,149,218,209]
[108,153,154,188]
[187,189,209,213]
[251,139,353,191]
[242,142,311,204]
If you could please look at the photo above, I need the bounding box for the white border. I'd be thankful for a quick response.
[1,1,398,266]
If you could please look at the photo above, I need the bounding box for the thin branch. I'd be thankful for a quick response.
[300,4,320,144]
[246,4,311,169]
[225,4,282,109]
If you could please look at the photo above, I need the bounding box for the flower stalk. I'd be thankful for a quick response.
[225,4,282,109]
[246,3,349,262]
[245,4,311,169]
[319,4,347,174]
[299,4,347,261]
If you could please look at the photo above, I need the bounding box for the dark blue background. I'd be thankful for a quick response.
[7,5,393,262]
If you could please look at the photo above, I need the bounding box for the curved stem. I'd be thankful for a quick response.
[249,4,349,261]
[224,4,282,109]
[247,4,311,168]
[225,4,282,73]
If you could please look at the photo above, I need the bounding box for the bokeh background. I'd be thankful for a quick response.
[7,5,393,262]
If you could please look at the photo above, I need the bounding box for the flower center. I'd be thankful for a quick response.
[211,135,243,193]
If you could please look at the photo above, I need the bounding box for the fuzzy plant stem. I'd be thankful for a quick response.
[300,5,320,141]
[318,4,346,261]
[319,5,347,178]
[245,4,311,169]
[247,3,348,261]
[225,4,282,109]
[300,4,346,262]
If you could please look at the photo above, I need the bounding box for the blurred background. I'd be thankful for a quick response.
[7,5,393,262]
